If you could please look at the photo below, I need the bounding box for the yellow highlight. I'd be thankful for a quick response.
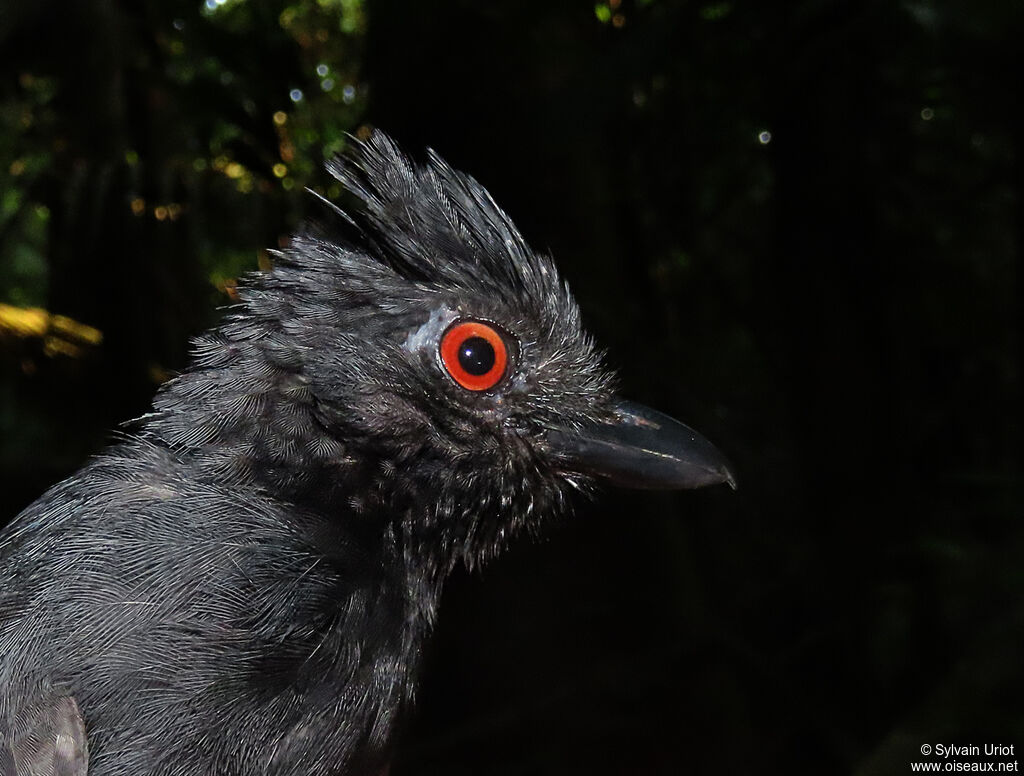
[0,305,49,337]
[0,304,103,359]
[272,163,288,178]
[43,337,82,358]
[273,111,288,126]
[225,162,245,179]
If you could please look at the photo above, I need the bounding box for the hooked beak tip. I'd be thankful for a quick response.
[547,399,737,492]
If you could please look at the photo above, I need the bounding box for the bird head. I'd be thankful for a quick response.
[158,132,734,576]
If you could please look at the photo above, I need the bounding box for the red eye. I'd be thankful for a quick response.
[440,320,509,391]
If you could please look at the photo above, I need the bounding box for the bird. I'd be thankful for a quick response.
[0,131,735,776]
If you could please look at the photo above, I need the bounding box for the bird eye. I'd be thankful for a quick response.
[440,320,509,391]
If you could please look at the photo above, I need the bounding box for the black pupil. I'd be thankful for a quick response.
[458,336,496,376]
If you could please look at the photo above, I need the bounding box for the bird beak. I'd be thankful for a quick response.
[546,400,737,490]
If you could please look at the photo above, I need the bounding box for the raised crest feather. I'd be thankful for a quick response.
[323,131,562,310]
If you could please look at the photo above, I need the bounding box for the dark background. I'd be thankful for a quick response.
[1,1,1021,773]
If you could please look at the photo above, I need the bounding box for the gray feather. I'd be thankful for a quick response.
[0,131,616,775]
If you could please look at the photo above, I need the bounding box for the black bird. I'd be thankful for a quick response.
[0,132,734,776]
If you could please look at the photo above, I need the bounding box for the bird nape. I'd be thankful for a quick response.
[0,131,734,776]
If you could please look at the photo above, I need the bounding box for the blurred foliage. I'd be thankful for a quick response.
[1,0,1023,774]
[0,0,366,495]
